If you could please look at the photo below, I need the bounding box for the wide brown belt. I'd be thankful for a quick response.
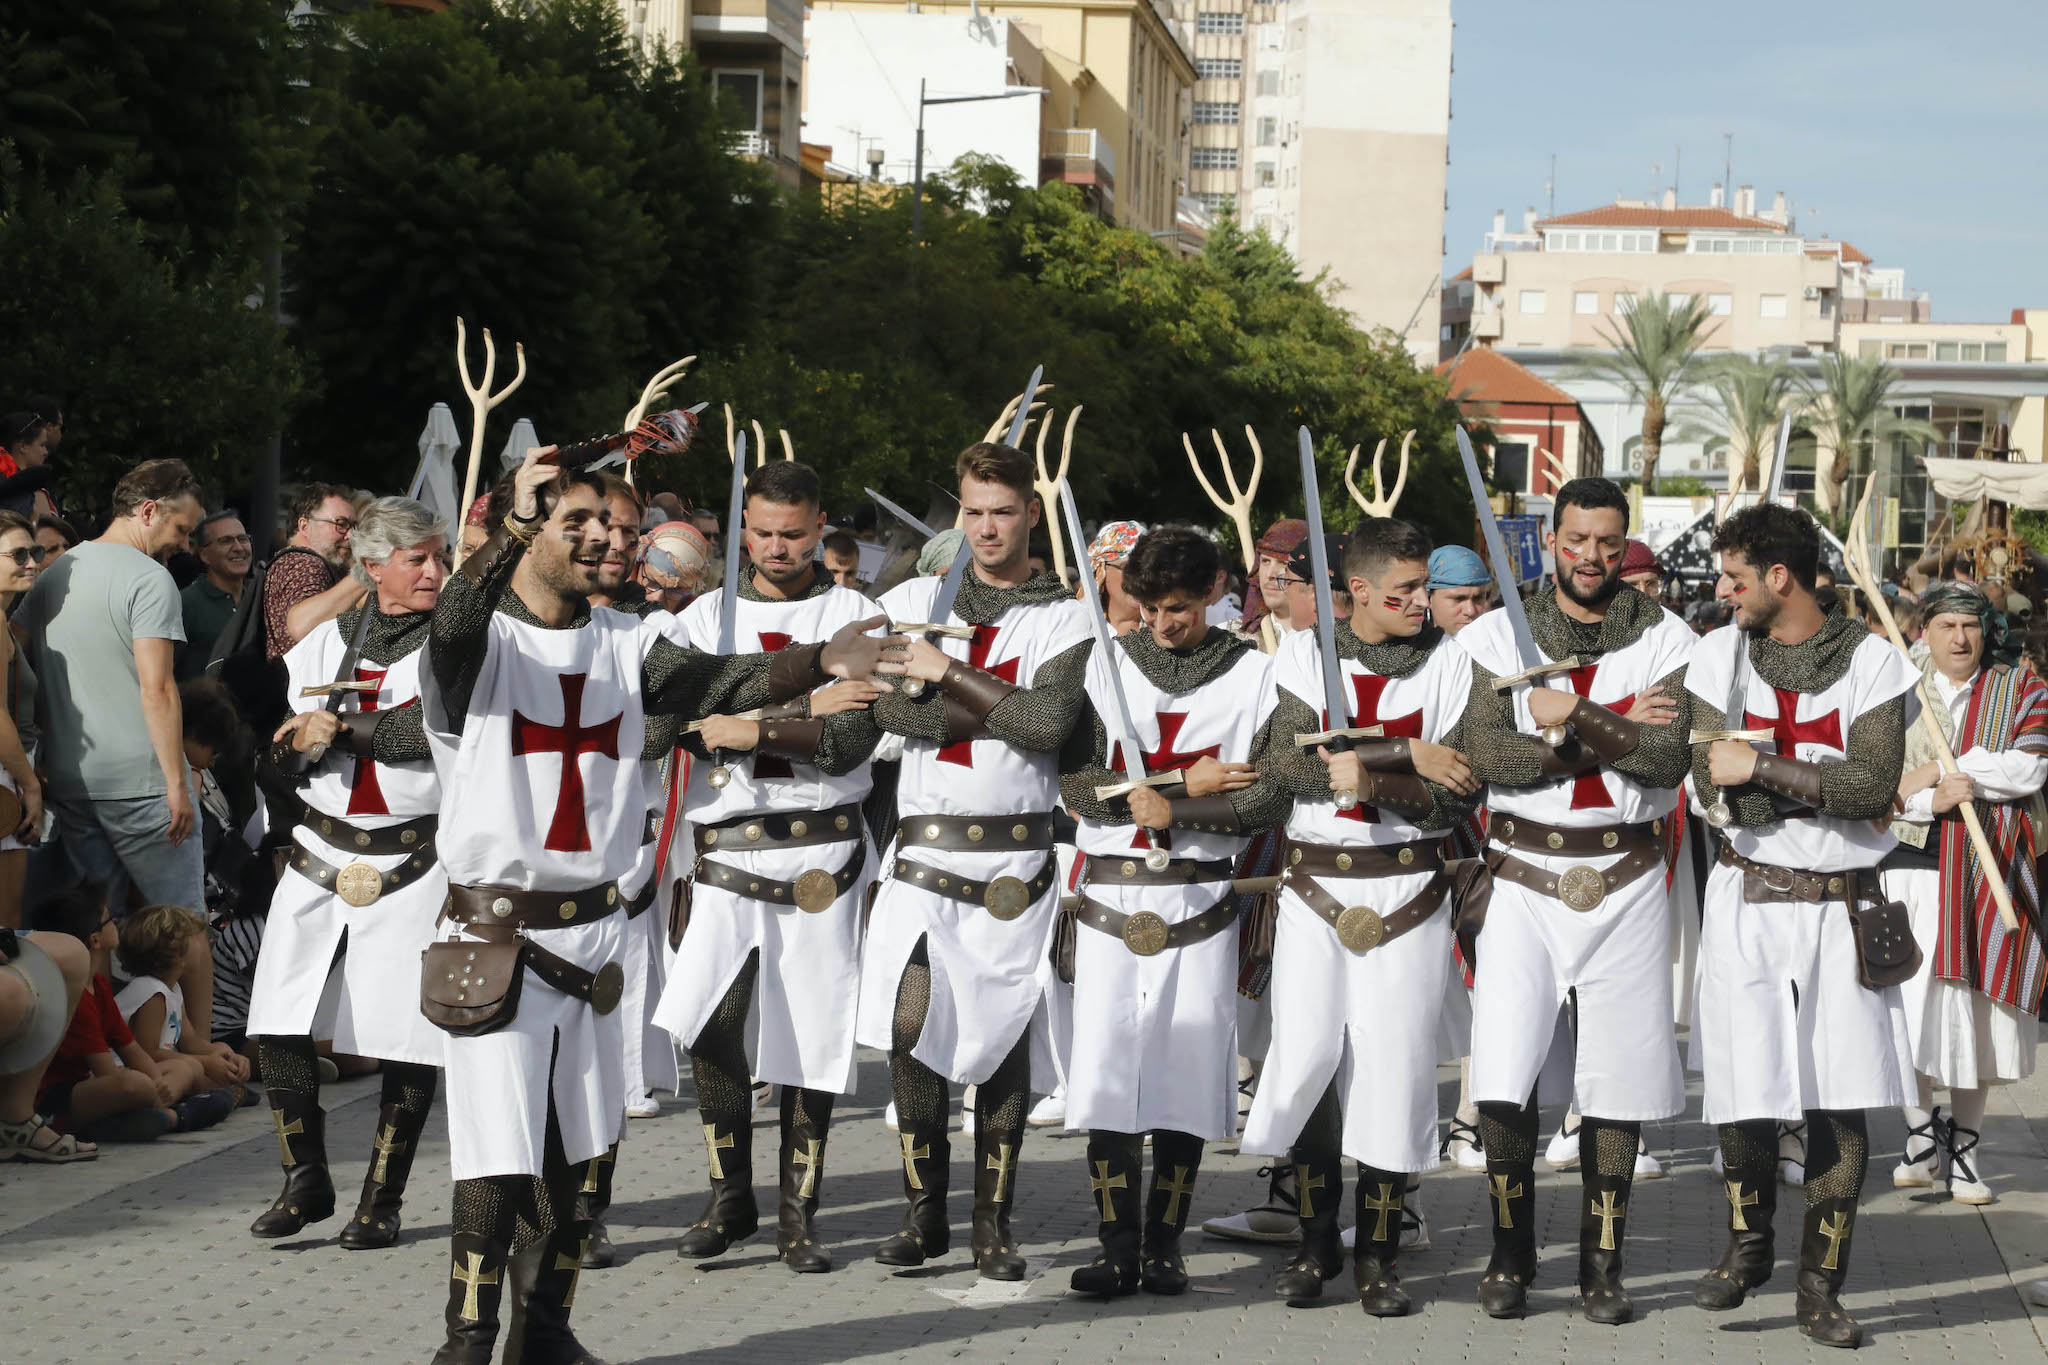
[697,801,864,856]
[623,877,661,919]
[1490,813,1666,858]
[458,922,624,1014]
[892,852,1058,921]
[290,836,438,908]
[1075,892,1237,957]
[300,808,437,857]
[445,882,623,931]
[1284,836,1444,879]
[1283,864,1446,954]
[1083,854,1236,886]
[696,843,866,914]
[1717,843,1872,905]
[897,812,1055,854]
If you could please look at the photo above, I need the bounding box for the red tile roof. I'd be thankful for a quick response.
[1536,204,1787,233]
[1435,347,1581,408]
[1804,238,1871,264]
[1449,265,1473,282]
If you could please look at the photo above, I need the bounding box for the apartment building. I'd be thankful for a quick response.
[616,0,807,188]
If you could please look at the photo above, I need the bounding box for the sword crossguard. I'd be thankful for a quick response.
[683,708,765,735]
[1687,728,1775,745]
[889,621,975,639]
[1489,657,1585,692]
[1093,772,1186,802]
[1292,725,1385,748]
[298,680,380,699]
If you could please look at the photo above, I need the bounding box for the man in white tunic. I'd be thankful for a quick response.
[853,441,1090,1280]
[248,497,451,1250]
[1686,503,1917,1349]
[1055,528,1286,1298]
[420,451,900,1365]
[655,460,884,1274]
[1239,518,1480,1317]
[1458,479,1693,1325]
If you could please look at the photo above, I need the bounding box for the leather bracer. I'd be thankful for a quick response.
[1751,751,1825,806]
[1360,769,1434,817]
[461,519,528,585]
[1351,738,1416,772]
[333,711,380,757]
[765,642,828,702]
[1568,695,1641,764]
[756,716,825,761]
[1170,795,1242,835]
[934,662,1018,723]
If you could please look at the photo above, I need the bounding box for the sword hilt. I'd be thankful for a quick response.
[1688,728,1776,745]
[1294,725,1385,749]
[1490,656,1585,692]
[1093,772,1185,802]
[298,680,380,699]
[889,621,975,639]
[682,709,765,735]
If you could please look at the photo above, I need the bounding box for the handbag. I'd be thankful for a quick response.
[1844,881,1922,990]
[420,937,526,1036]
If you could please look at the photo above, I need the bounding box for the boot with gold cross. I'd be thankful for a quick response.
[1140,1129,1204,1295]
[1069,1131,1143,1297]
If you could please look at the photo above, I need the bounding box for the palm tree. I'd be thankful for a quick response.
[1574,291,1715,495]
[1805,353,1940,516]
[1673,355,1803,493]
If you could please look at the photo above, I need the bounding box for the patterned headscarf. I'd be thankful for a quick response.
[465,492,491,528]
[917,527,967,576]
[1920,579,2023,668]
[1089,520,1145,574]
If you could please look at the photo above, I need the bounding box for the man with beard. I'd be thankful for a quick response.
[1457,477,1692,1325]
[247,497,451,1250]
[853,441,1091,1280]
[1239,518,1480,1317]
[1686,503,1916,1348]
[265,484,367,659]
[654,460,885,1274]
[420,449,903,1364]
[178,512,254,679]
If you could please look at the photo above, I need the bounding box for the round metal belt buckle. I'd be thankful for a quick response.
[983,876,1031,921]
[1121,910,1170,956]
[1557,864,1605,912]
[336,861,383,907]
[589,962,625,1015]
[792,868,838,914]
[1335,904,1384,953]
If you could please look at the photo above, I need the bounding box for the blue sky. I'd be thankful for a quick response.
[1445,0,2048,322]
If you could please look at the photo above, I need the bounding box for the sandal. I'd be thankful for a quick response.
[1,1112,99,1163]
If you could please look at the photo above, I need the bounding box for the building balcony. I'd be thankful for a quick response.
[1041,128,1117,219]
[1472,312,1502,340]
[728,130,778,160]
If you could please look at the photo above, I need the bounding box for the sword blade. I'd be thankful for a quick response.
[1297,428,1352,732]
[714,432,748,655]
[1003,365,1043,449]
[1761,411,1793,503]
[926,538,975,626]
[864,487,939,542]
[1058,478,1150,781]
[1453,425,1551,682]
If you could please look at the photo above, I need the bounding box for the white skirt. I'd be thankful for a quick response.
[1884,864,2039,1088]
[618,904,680,1099]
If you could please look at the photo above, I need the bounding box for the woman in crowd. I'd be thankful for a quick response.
[0,414,58,521]
[0,510,43,926]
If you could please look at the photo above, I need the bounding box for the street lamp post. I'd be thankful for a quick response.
[910,79,1045,241]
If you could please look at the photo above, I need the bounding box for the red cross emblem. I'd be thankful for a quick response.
[1330,672,1420,823]
[753,631,796,780]
[512,673,624,853]
[936,625,1019,767]
[1563,663,1635,810]
[343,666,415,818]
[1113,711,1221,850]
[1743,685,1841,812]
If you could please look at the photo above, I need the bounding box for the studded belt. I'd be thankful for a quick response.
[1074,892,1237,956]
[458,922,624,1014]
[1283,836,1443,879]
[1082,854,1235,886]
[896,812,1055,853]
[696,843,866,914]
[1489,813,1664,858]
[444,882,623,931]
[289,836,439,909]
[299,808,437,857]
[1283,862,1446,953]
[891,852,1059,921]
[1483,813,1666,913]
[696,801,864,855]
[1717,843,1872,905]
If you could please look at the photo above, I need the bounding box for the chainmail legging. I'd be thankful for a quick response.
[888,936,1029,1130]
[256,1034,320,1099]
[1581,1116,1640,1178]
[381,1060,437,1122]
[1476,1095,1539,1166]
[451,1030,578,1251]
[1718,1118,1775,1175]
[1804,1109,1868,1204]
[688,951,761,1118]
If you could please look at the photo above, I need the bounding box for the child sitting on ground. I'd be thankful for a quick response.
[115,905,248,1114]
[35,890,228,1139]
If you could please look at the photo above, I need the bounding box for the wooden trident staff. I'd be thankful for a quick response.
[620,356,695,488]
[1186,425,1264,639]
[722,407,795,471]
[957,381,1053,531]
[1841,473,2019,931]
[1034,406,1081,585]
[1343,429,1413,516]
[452,318,527,570]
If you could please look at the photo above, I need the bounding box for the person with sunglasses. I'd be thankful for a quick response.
[0,510,41,925]
[261,483,366,660]
[177,512,254,681]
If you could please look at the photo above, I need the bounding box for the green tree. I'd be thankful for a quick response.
[1805,352,1939,517]
[1574,291,1714,495]
[1672,354,1803,493]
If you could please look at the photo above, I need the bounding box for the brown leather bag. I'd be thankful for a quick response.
[1845,882,1922,990]
[1450,858,1493,972]
[667,881,692,952]
[1051,902,1079,985]
[420,938,525,1036]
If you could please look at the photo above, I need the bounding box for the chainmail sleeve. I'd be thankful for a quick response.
[370,706,431,764]
[1607,664,1693,790]
[428,527,527,732]
[1226,763,1294,833]
[812,709,884,777]
[870,684,954,745]
[1686,696,1786,828]
[1056,690,1123,824]
[642,636,776,722]
[1821,695,1907,820]
[982,638,1091,754]
[1462,659,1559,788]
[1253,690,1336,801]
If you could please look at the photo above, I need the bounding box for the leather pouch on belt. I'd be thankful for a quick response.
[668,881,692,952]
[1450,858,1493,972]
[421,938,525,1036]
[1051,902,1079,985]
[1846,892,1922,990]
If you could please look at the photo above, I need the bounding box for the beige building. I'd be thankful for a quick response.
[616,0,808,188]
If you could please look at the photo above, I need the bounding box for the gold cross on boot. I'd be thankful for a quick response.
[452,1251,498,1322]
[271,1110,304,1168]
[1818,1211,1851,1271]
[370,1123,405,1184]
[702,1124,735,1179]
[580,1143,617,1196]
[1726,1180,1759,1231]
[986,1141,1016,1204]
[1361,1182,1404,1242]
[899,1133,930,1189]
[1294,1164,1326,1219]
[791,1137,823,1199]
[1157,1166,1196,1226]
[1488,1172,1523,1228]
[554,1239,589,1308]
[1590,1189,1627,1252]
[1088,1160,1128,1220]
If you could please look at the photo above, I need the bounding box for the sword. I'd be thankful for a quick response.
[1453,426,1580,742]
[1059,477,1171,869]
[705,430,749,789]
[865,487,973,699]
[1295,428,1375,810]
[1004,365,1043,448]
[1699,412,1790,826]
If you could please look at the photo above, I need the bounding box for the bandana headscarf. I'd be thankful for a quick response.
[1426,545,1489,590]
[917,527,967,576]
[1921,579,2023,668]
[465,493,491,528]
[1089,520,1145,574]
[1620,539,1660,578]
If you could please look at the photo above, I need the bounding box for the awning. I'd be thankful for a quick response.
[1921,456,2048,509]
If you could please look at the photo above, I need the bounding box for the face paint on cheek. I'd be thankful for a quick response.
[1732,582,1748,596]
[1557,544,1579,564]
[1603,549,1623,566]
[1381,596,1404,612]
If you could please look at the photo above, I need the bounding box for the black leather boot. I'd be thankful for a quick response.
[1273,1144,1343,1305]
[1577,1169,1635,1325]
[1352,1167,1410,1317]
[503,1231,608,1365]
[875,1124,952,1266]
[1069,1131,1143,1297]
[430,1228,509,1365]
[776,1088,835,1273]
[573,1144,619,1269]
[1795,1196,1863,1349]
[971,1119,1028,1280]
[250,1088,335,1237]
[1140,1130,1203,1295]
[1694,1152,1777,1309]
[340,1090,431,1250]
[1477,1160,1537,1318]
[675,1114,757,1259]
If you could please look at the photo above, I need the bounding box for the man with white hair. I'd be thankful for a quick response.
[249,496,453,1250]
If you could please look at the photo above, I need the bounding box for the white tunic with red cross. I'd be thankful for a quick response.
[854,576,1091,1085]
[246,614,446,1067]
[1066,638,1275,1140]
[1239,628,1473,1172]
[654,583,878,1094]
[1457,602,1695,1121]
[1685,623,1920,1120]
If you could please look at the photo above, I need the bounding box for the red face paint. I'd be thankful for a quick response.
[1381,595,1404,612]
[1603,549,1623,566]
[1557,544,1580,563]
[1732,583,1749,595]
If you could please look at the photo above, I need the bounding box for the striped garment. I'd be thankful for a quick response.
[1936,660,2048,1014]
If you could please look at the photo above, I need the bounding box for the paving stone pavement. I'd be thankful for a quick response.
[6,1047,2048,1364]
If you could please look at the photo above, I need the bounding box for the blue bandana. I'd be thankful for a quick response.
[1427,546,1489,590]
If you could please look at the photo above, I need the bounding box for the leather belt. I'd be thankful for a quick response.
[1083,854,1235,886]
[1075,893,1237,957]
[897,812,1055,853]
[460,922,624,1014]
[1717,842,1871,905]
[1482,812,1666,913]
[445,882,623,931]
[290,837,438,908]
[1490,813,1665,858]
[300,808,437,857]
[641,810,660,846]
[1284,836,1443,879]
[892,852,1058,921]
[697,843,866,914]
[697,802,863,855]
[1284,864,1446,954]
[623,877,660,920]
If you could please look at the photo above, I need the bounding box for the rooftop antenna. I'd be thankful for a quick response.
[1546,152,1556,219]
[1722,132,1733,199]
[1673,145,1682,200]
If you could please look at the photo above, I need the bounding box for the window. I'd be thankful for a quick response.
[1494,443,1530,492]
[1708,293,1733,316]
[1573,291,1598,315]
[1886,342,1928,360]
[1936,342,1958,362]
[712,69,764,132]
[1196,11,1245,33]
[1758,293,1787,319]
[1257,70,1280,95]
[1196,57,1242,79]
[1194,102,1240,125]
[1543,229,1653,253]
[1613,292,1636,315]
[1519,289,1547,315]
[1256,116,1279,146]
[1197,192,1235,216]
[1191,147,1239,170]
[1961,342,1982,361]
[1986,343,2008,362]
[1255,161,1276,188]
[1668,292,1692,310]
